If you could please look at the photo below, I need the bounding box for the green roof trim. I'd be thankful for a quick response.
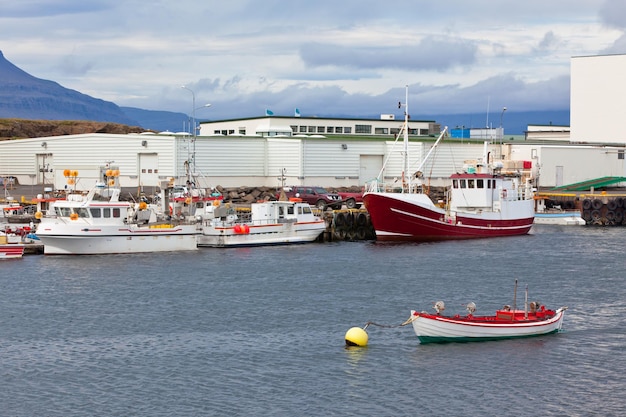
[550,176,626,191]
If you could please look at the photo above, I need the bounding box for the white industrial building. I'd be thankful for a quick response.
[198,115,439,137]
[571,54,626,145]
[1,54,625,192]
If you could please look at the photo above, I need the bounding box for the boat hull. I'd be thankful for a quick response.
[410,308,566,344]
[534,211,586,226]
[364,192,534,241]
[197,221,325,248]
[0,244,25,259]
[37,224,199,255]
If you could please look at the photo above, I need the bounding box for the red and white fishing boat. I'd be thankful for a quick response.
[1,230,25,259]
[363,87,535,241]
[0,244,24,259]
[407,284,567,343]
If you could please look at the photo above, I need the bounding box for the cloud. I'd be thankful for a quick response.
[300,36,478,72]
[2,0,111,18]
[599,0,626,29]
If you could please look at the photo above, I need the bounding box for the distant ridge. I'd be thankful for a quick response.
[0,50,139,126]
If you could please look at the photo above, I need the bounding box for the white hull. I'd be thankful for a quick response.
[198,222,324,247]
[197,200,326,248]
[534,211,585,225]
[38,224,199,255]
[410,308,566,343]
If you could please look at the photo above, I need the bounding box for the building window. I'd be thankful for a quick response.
[239,129,246,135]
[375,127,389,134]
[618,150,624,160]
[213,130,221,134]
[299,126,307,133]
[308,126,316,133]
[327,127,334,133]
[317,126,325,133]
[290,125,298,133]
[355,124,371,134]
[344,127,352,134]
[391,128,400,135]
[335,127,343,133]
[228,130,235,135]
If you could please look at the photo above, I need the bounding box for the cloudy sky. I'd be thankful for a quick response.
[3,0,626,121]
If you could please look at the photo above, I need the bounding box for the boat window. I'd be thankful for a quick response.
[476,179,484,188]
[56,207,72,217]
[113,208,121,218]
[303,206,312,214]
[103,208,111,218]
[468,179,475,188]
[460,179,466,188]
[288,206,294,215]
[453,179,458,188]
[279,206,284,217]
[90,208,101,218]
[76,208,90,218]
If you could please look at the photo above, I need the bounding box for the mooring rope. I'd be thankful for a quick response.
[363,314,418,330]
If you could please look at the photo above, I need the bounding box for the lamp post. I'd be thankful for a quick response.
[181,86,211,176]
[499,106,507,146]
[500,107,506,159]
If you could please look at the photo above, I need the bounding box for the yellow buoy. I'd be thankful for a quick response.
[345,327,368,347]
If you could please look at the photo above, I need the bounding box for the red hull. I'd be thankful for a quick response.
[0,245,25,259]
[364,193,534,242]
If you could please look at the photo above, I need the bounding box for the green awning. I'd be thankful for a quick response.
[550,176,626,191]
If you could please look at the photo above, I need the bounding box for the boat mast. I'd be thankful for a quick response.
[402,85,410,193]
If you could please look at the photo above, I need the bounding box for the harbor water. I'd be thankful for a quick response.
[1,225,624,416]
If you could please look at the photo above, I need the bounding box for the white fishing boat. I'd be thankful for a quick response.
[197,199,326,247]
[35,170,201,255]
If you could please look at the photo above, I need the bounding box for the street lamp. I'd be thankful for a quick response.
[500,106,507,146]
[181,86,211,175]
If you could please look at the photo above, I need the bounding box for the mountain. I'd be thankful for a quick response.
[120,107,189,133]
[0,50,140,126]
[427,110,570,135]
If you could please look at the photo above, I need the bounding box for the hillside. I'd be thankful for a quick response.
[0,119,147,140]
[0,50,139,126]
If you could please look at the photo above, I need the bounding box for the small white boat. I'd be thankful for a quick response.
[408,285,567,343]
[197,199,326,247]
[35,182,201,255]
[534,210,586,225]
